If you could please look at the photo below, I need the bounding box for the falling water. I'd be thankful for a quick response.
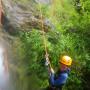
[0,44,9,90]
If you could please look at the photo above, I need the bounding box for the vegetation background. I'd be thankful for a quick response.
[6,0,90,90]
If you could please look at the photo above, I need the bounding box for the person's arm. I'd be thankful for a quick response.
[45,54,55,75]
[50,73,68,86]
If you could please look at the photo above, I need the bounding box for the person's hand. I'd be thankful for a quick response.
[45,54,50,66]
[45,59,50,66]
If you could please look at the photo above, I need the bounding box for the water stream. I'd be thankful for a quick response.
[0,44,9,90]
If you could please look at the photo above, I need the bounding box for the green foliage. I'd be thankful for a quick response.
[12,0,90,90]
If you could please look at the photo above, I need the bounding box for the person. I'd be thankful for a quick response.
[45,55,72,90]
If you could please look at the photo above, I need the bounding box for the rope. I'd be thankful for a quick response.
[38,0,64,64]
[39,4,48,55]
[38,2,51,68]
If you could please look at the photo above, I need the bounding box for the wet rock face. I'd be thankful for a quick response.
[2,0,53,32]
[2,0,34,27]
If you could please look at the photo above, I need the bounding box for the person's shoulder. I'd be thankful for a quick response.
[59,72,68,79]
[62,73,68,77]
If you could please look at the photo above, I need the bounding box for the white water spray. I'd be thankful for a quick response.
[0,45,9,90]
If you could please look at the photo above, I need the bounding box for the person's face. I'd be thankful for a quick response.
[60,63,68,71]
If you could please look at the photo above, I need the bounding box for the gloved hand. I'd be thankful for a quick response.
[45,58,50,66]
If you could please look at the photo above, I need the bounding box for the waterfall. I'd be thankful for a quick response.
[0,45,9,90]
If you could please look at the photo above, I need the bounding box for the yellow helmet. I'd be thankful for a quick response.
[60,55,72,66]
